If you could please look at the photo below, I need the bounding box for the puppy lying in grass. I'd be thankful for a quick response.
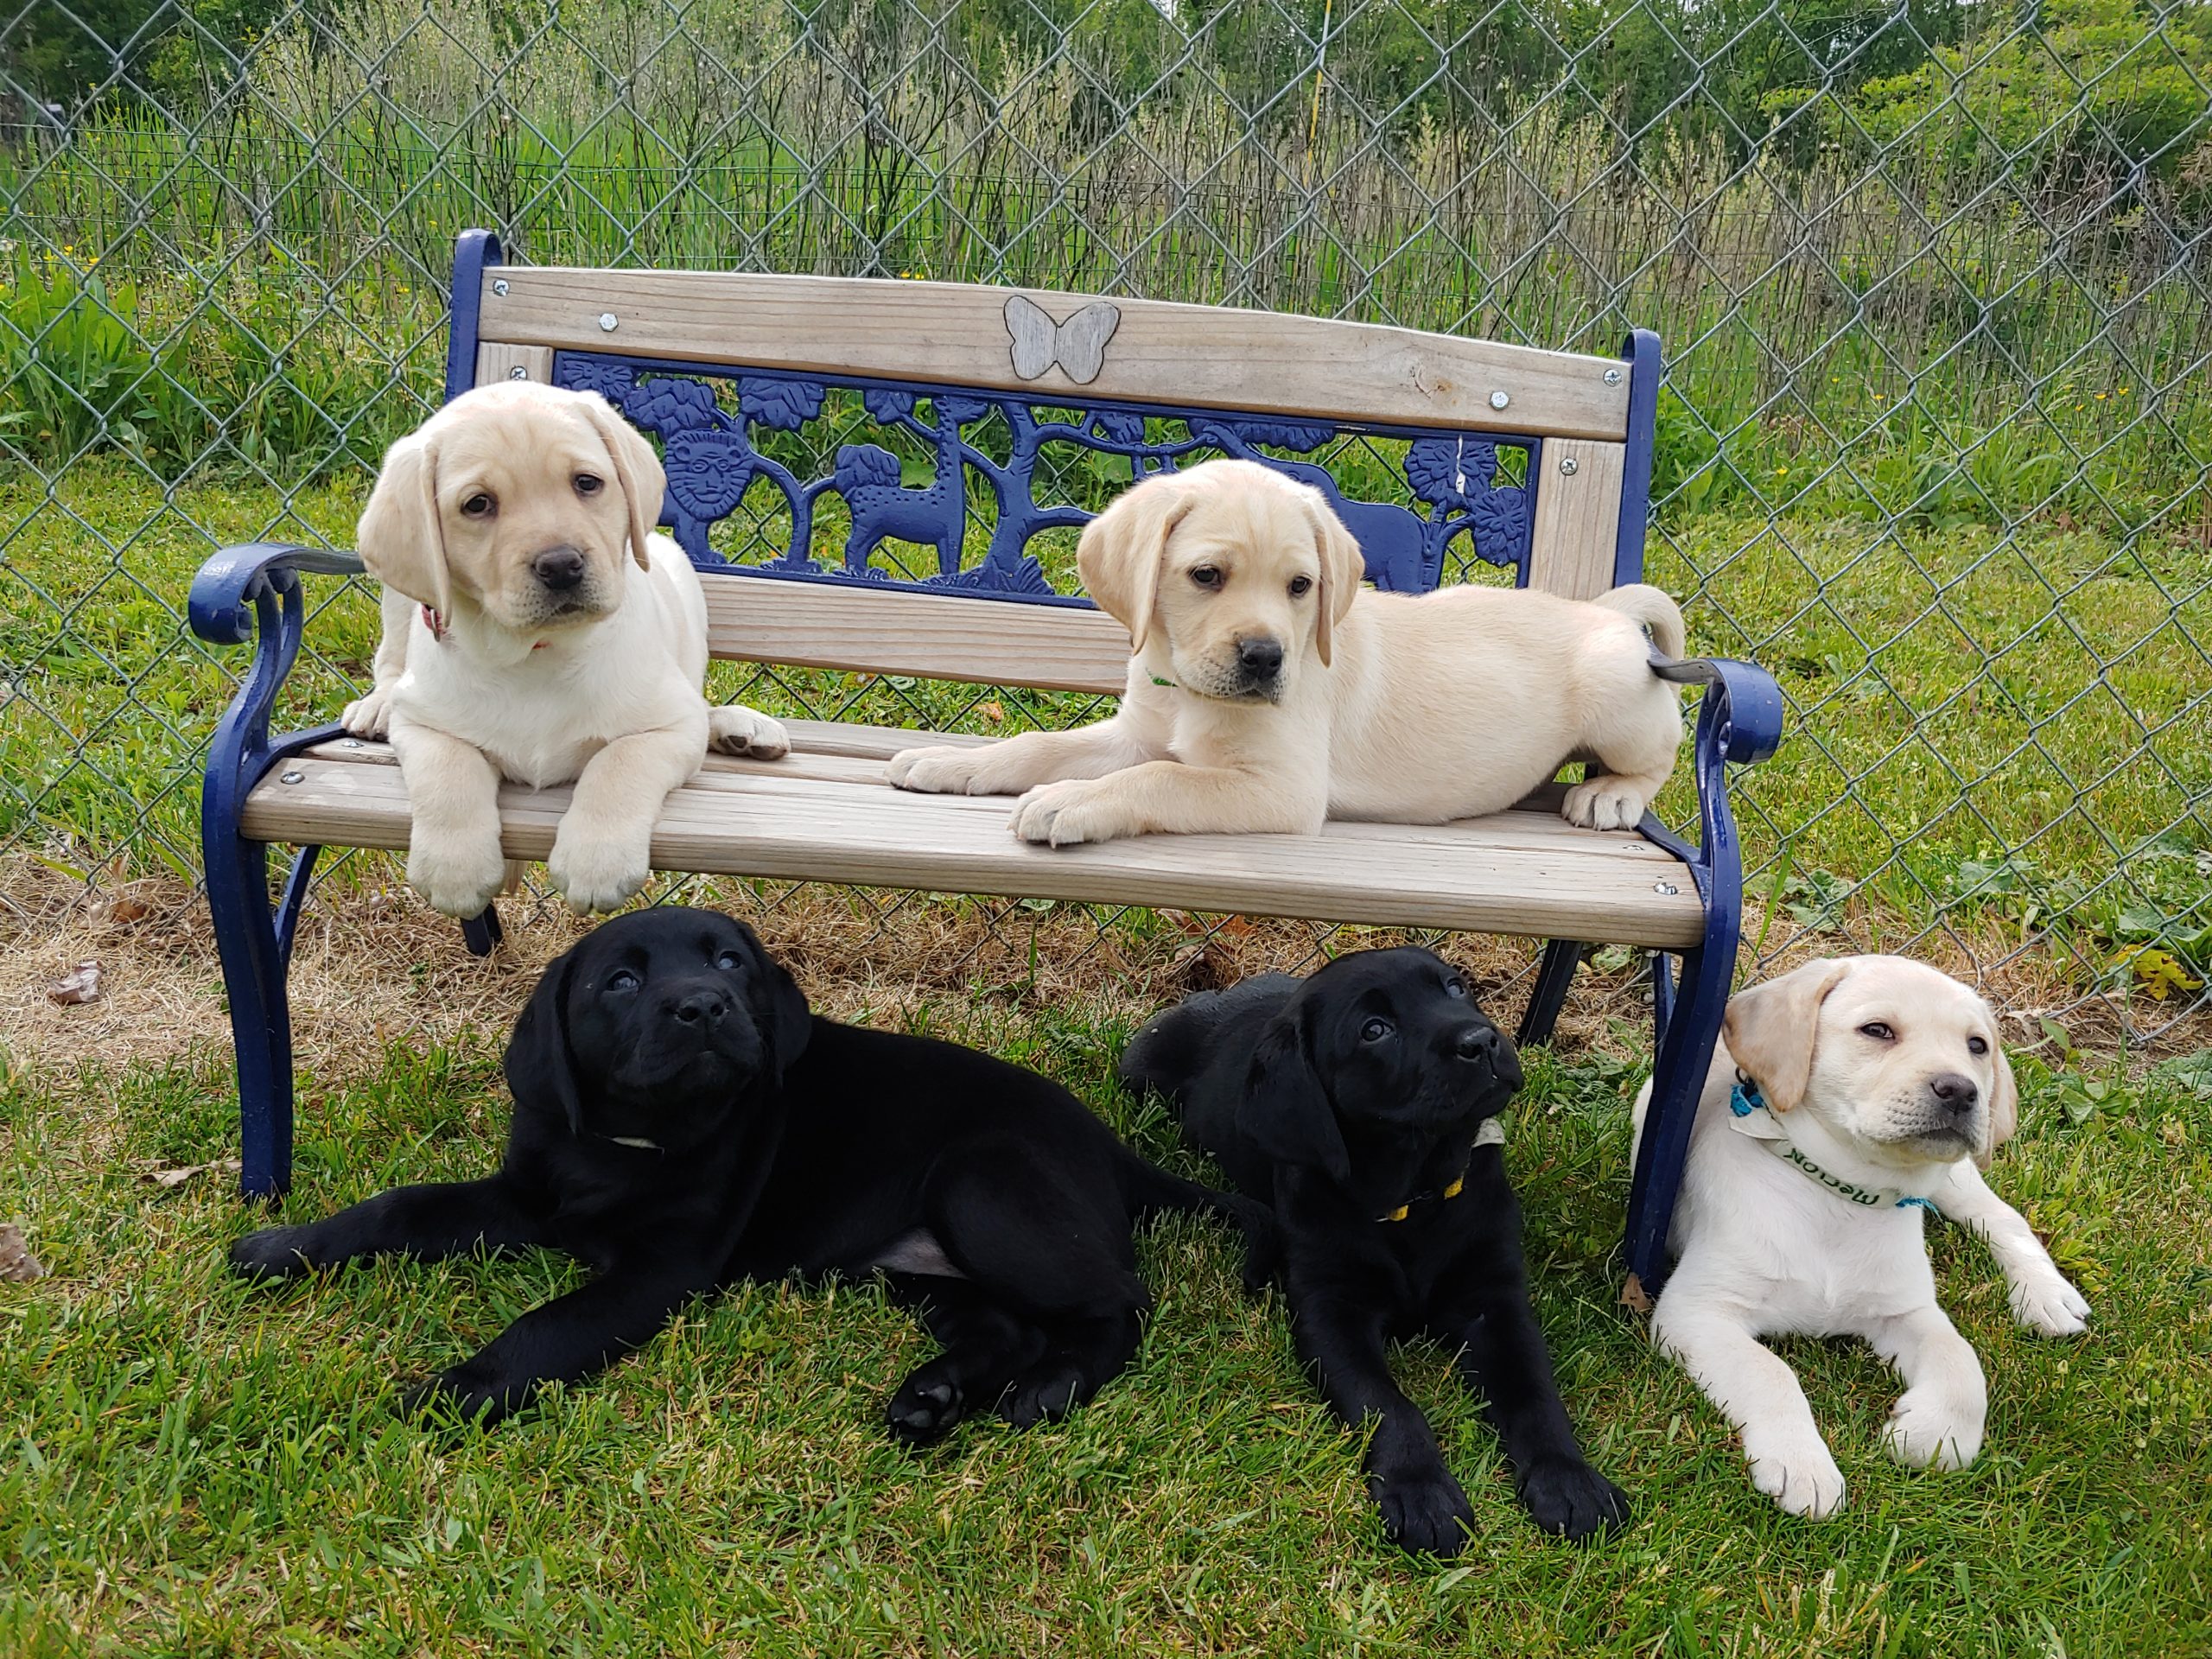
[1634,955,2091,1519]
[346,382,787,918]
[232,906,1261,1432]
[1123,947,1629,1554]
[889,458,1686,846]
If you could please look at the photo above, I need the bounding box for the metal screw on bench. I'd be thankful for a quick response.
[599,313,620,332]
[492,279,509,296]
[1489,390,1510,410]
[340,738,362,749]
[1559,456,1579,476]
[280,770,303,785]
[1604,368,1623,385]
[1654,880,1678,895]
[508,366,528,379]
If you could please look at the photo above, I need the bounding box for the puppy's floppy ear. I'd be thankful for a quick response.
[735,921,813,1083]
[1978,1041,2019,1169]
[504,944,583,1135]
[1300,495,1366,668]
[575,391,664,572]
[1236,1006,1351,1184]
[1078,471,1194,653]
[357,425,449,616]
[1721,958,1853,1114]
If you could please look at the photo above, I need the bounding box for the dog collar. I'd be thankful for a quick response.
[1727,1072,1939,1215]
[1148,673,1178,689]
[419,602,548,651]
[1376,1117,1504,1223]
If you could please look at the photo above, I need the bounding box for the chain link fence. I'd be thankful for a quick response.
[3,0,2208,1044]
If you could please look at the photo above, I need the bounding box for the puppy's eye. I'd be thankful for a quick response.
[461,493,495,518]
[1967,1035,1989,1056]
[1859,1021,1895,1041]
[574,473,604,497]
[607,969,641,994]
[715,950,743,971]
[1189,565,1223,590]
[1445,979,1466,998]
[1360,1017,1395,1043]
[1287,575,1313,598]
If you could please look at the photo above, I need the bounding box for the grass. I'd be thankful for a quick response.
[2,956,2208,1656]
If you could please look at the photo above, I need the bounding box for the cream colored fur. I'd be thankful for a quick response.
[1630,956,2089,1520]
[885,459,1688,844]
[343,382,787,918]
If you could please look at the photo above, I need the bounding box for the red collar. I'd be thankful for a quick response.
[421,604,548,650]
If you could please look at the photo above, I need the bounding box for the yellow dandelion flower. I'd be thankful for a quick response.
[2095,392,2107,401]
[2118,386,2129,395]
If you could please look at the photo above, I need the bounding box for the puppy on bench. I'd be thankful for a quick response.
[1634,955,2091,1518]
[1122,948,1630,1554]
[888,458,1686,846]
[345,382,788,918]
[232,906,1261,1433]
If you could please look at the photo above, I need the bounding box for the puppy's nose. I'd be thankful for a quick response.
[533,545,587,591]
[1236,635,1285,679]
[671,989,729,1027]
[1452,1025,1498,1064]
[1928,1071,1980,1113]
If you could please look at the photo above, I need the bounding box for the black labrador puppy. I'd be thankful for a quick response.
[232,906,1255,1435]
[1120,947,1628,1554]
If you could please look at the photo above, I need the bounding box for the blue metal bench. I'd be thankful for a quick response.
[189,230,1782,1295]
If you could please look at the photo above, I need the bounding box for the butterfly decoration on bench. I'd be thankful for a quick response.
[1003,295,1122,385]
[555,353,1534,603]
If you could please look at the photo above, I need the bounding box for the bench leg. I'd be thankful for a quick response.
[1622,933,1732,1295]
[205,831,300,1200]
[1516,938,1586,1047]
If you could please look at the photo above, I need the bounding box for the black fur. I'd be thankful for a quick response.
[232,906,1259,1435]
[1122,947,1629,1554]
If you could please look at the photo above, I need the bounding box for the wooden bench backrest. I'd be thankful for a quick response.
[450,233,1659,696]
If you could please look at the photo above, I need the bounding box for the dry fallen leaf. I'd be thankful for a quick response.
[978,699,1005,723]
[46,960,105,1006]
[105,896,155,925]
[139,1159,242,1191]
[0,1224,46,1283]
[1618,1274,1654,1316]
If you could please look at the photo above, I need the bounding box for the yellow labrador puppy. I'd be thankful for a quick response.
[887,459,1686,844]
[1631,956,2089,1520]
[342,382,787,918]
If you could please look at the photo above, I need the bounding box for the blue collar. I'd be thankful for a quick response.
[1728,1071,1940,1215]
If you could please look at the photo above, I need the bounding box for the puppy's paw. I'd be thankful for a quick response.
[398,1370,520,1428]
[546,828,651,915]
[1517,1457,1631,1542]
[1561,777,1650,832]
[887,744,1002,796]
[340,685,392,740]
[885,1369,968,1447]
[228,1226,315,1283]
[1370,1465,1476,1557]
[1744,1429,1847,1518]
[709,704,790,761]
[2009,1272,2091,1337]
[406,832,509,919]
[1008,779,1128,847]
[1000,1360,1095,1428]
[1884,1389,1983,1471]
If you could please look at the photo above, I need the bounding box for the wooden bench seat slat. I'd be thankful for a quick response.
[482,268,1633,442]
[245,756,1705,947]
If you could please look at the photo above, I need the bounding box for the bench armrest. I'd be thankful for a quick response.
[1637,649,1784,910]
[193,543,364,819]
[189,543,366,645]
